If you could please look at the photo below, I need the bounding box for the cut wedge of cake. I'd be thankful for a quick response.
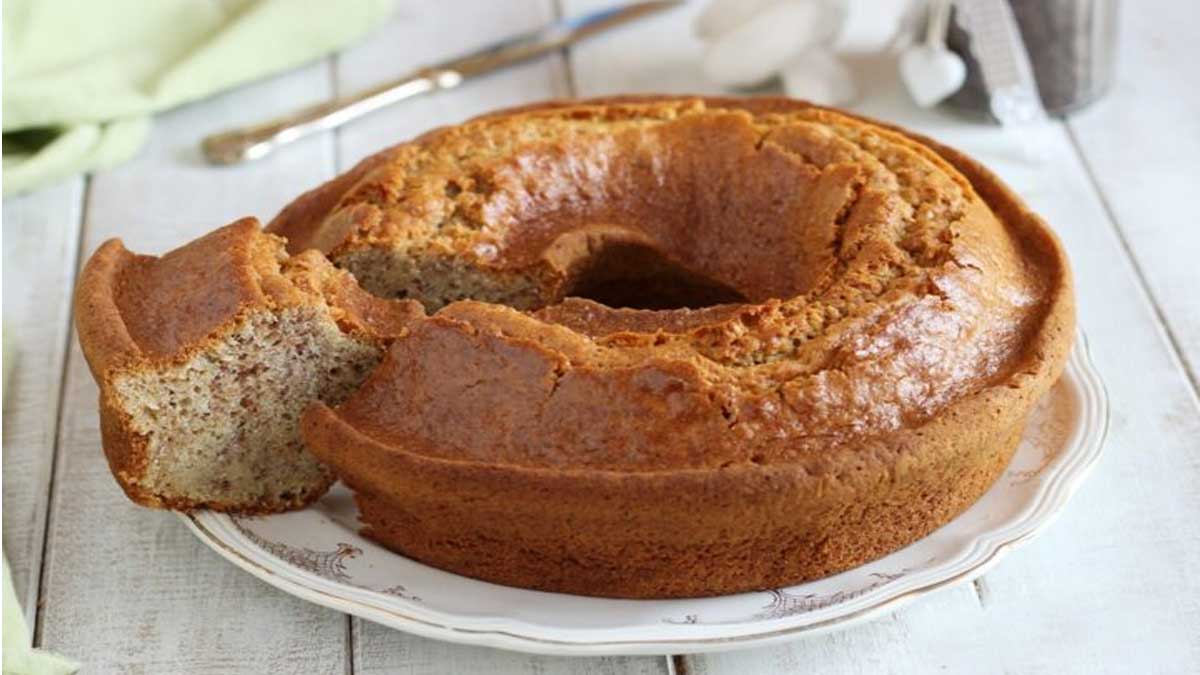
[74,218,420,513]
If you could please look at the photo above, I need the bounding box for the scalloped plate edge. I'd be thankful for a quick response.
[184,330,1108,655]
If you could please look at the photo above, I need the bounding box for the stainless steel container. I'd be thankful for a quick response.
[946,0,1119,117]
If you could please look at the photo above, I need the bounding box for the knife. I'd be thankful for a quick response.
[201,1,682,165]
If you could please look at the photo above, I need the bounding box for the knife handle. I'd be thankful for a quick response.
[200,67,464,165]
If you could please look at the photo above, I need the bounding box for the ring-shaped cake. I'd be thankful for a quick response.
[76,97,1073,598]
[289,97,1075,598]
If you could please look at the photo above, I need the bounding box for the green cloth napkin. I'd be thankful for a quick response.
[2,0,394,196]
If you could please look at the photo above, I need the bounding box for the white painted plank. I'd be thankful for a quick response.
[1,177,84,632]
[332,0,571,170]
[332,2,665,671]
[561,0,720,97]
[691,586,993,675]
[37,60,351,672]
[354,629,670,675]
[559,2,1200,672]
[1066,0,1200,393]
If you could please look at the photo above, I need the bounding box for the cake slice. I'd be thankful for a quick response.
[74,218,421,513]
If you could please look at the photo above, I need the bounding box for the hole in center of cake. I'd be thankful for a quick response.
[562,240,746,310]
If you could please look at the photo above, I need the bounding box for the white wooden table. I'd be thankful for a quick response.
[4,1,1198,672]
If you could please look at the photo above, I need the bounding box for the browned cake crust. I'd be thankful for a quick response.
[292,97,1075,598]
[75,218,419,512]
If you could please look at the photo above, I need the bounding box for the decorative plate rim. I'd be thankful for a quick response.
[183,330,1108,656]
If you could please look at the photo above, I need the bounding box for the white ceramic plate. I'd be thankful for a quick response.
[184,333,1107,656]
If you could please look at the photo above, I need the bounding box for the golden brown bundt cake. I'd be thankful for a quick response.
[74,218,420,513]
[289,97,1074,598]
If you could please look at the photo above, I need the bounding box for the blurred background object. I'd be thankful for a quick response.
[948,0,1118,117]
[899,0,966,108]
[695,0,922,105]
[693,0,1117,118]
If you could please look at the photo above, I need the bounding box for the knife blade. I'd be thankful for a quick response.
[202,1,682,165]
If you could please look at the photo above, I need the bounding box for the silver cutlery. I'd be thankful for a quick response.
[201,1,681,165]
